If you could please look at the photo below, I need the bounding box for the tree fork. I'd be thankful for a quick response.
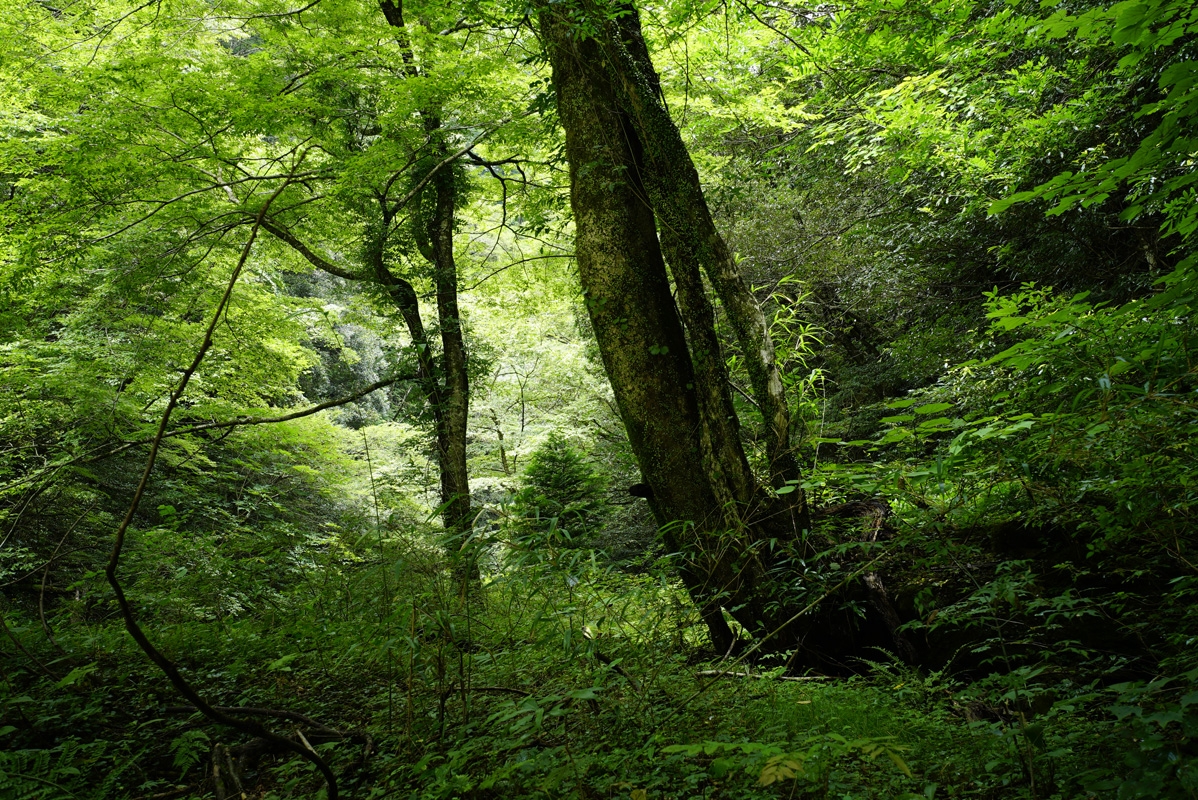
[603,3,810,532]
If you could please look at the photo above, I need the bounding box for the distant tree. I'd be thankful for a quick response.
[514,432,606,543]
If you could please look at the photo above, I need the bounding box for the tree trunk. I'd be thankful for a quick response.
[538,3,785,655]
[603,8,809,533]
[259,1,477,590]
[418,136,475,586]
[381,0,476,587]
[537,0,908,669]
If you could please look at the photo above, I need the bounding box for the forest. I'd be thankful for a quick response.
[0,0,1196,797]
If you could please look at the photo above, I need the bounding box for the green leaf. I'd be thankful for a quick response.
[886,748,913,777]
[988,190,1038,215]
[267,653,300,672]
[1023,722,1047,750]
[914,403,954,415]
[1112,1,1149,44]
[53,663,97,690]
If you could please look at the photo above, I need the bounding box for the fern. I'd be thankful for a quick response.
[0,748,83,800]
[169,729,210,778]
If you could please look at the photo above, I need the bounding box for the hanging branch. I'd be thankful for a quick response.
[103,156,340,800]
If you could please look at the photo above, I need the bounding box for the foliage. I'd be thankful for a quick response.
[663,735,914,795]
[989,0,1198,251]
[510,431,607,545]
[2,0,1197,798]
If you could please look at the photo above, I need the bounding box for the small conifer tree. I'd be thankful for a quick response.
[514,432,606,543]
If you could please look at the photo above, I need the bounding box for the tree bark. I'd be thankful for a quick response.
[380,0,475,587]
[412,136,475,585]
[534,1,911,669]
[538,3,787,654]
[603,8,809,533]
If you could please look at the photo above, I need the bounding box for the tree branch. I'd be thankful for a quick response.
[94,374,414,463]
[0,374,411,496]
[259,217,361,280]
[103,160,340,800]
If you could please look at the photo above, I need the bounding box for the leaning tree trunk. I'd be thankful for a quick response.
[537,0,909,669]
[604,12,809,533]
[537,4,783,656]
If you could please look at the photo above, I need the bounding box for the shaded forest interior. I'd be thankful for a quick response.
[1,0,1196,798]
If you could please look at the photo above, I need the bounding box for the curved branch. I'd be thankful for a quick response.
[166,705,341,736]
[383,116,519,222]
[0,374,412,495]
[89,169,325,244]
[96,374,414,462]
[259,217,361,280]
[104,163,340,800]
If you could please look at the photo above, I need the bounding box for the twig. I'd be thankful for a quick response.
[131,786,197,800]
[295,727,317,755]
[593,649,643,694]
[39,503,95,656]
[472,685,532,697]
[0,611,58,680]
[94,374,414,463]
[2,374,411,495]
[164,705,341,736]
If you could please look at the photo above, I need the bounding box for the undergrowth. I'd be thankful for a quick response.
[3,522,1191,799]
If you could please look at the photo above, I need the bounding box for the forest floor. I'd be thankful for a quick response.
[1,543,1147,800]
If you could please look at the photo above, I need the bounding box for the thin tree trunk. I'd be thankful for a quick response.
[380,0,475,587]
[260,1,477,588]
[425,138,475,585]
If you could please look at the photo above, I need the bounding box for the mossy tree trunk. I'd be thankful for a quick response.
[606,12,809,532]
[534,1,913,669]
[537,1,803,655]
[411,134,476,587]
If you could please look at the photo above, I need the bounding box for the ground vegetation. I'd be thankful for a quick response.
[1,0,1196,798]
